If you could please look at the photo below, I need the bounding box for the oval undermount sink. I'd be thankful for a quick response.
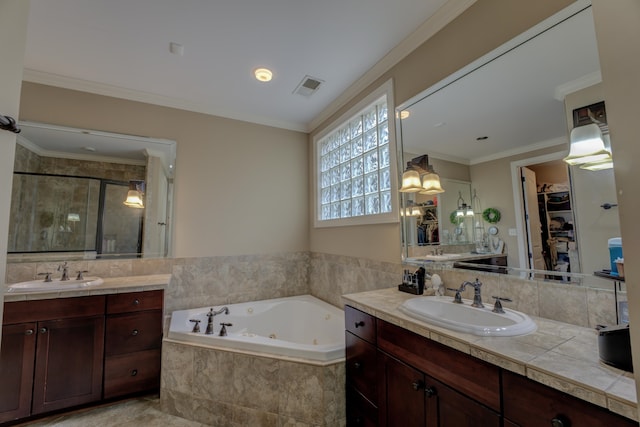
[399,296,537,337]
[7,277,104,293]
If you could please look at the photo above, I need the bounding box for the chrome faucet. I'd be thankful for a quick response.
[460,278,484,308]
[205,306,230,335]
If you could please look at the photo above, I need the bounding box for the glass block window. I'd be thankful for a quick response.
[315,85,397,226]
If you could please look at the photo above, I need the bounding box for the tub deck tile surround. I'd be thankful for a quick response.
[342,287,638,422]
[160,340,345,426]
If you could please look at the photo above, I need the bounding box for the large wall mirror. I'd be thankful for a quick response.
[8,121,176,261]
[397,1,621,280]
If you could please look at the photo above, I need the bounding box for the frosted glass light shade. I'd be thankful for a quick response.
[124,190,144,208]
[564,124,611,165]
[399,169,423,193]
[580,158,614,171]
[420,172,445,195]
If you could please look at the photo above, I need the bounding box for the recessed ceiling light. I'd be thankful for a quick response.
[254,68,273,82]
[83,146,96,152]
[476,136,489,141]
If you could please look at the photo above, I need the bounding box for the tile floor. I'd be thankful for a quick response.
[18,396,206,427]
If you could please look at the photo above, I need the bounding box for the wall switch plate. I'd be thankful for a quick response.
[508,228,517,236]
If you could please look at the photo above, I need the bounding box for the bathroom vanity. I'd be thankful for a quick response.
[0,275,167,425]
[344,288,638,426]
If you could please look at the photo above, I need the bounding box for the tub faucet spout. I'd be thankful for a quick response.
[205,307,230,335]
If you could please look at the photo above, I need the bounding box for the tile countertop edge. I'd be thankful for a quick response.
[3,274,171,302]
[342,287,639,422]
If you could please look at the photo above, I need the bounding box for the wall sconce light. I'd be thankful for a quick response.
[399,155,445,194]
[563,123,612,166]
[123,180,145,209]
[456,191,474,217]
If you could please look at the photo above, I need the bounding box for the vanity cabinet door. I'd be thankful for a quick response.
[0,322,37,424]
[379,352,426,427]
[31,315,105,415]
[426,373,500,427]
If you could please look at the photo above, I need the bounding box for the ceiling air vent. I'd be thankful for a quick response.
[293,75,324,97]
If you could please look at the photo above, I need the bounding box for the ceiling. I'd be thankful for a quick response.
[22,0,453,133]
[398,4,601,165]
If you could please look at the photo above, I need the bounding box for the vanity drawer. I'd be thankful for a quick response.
[106,290,163,314]
[3,296,105,324]
[346,331,378,405]
[345,305,376,344]
[105,311,162,356]
[103,349,161,399]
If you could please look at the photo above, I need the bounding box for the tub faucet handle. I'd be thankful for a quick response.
[189,319,201,333]
[219,322,233,337]
[76,270,89,280]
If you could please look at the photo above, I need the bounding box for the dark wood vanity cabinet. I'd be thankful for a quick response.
[0,289,164,425]
[103,290,163,399]
[0,296,105,424]
[345,305,638,427]
[345,305,500,427]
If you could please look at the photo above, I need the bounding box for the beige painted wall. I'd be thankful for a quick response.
[591,0,640,405]
[309,0,574,264]
[19,83,310,258]
[0,0,30,346]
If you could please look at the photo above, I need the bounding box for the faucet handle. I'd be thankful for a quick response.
[219,322,233,337]
[491,296,512,313]
[38,272,53,282]
[76,270,89,280]
[189,319,201,333]
[447,288,463,304]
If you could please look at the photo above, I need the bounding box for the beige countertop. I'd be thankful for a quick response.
[3,274,170,302]
[342,287,638,422]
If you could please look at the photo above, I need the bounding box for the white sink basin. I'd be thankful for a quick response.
[7,277,104,293]
[399,296,536,337]
[424,253,462,261]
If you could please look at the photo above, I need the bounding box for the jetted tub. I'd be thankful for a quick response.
[167,294,345,362]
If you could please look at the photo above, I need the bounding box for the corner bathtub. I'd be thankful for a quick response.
[167,294,345,363]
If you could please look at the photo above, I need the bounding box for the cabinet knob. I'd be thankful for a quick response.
[131,329,139,336]
[411,380,424,391]
[425,386,436,398]
[25,329,34,335]
[39,327,48,334]
[131,369,138,377]
[354,321,365,328]
[133,299,140,305]
[551,415,570,427]
[353,361,362,370]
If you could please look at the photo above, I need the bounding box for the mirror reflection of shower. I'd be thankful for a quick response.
[8,173,143,258]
